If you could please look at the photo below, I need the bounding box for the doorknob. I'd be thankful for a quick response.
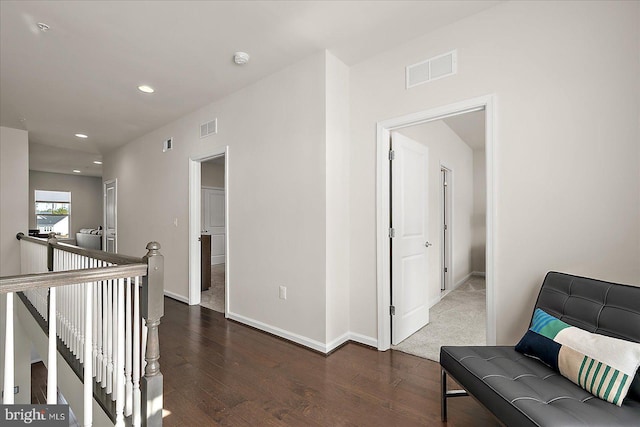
[425,241,432,247]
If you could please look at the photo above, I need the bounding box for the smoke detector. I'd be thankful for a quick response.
[234,52,250,65]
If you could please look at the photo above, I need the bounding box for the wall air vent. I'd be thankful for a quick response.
[163,137,173,152]
[200,118,217,138]
[406,50,457,89]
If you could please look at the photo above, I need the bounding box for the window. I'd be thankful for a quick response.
[35,190,71,238]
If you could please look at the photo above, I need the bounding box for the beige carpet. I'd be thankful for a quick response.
[392,276,486,362]
[200,263,225,313]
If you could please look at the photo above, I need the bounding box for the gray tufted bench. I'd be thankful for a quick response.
[440,272,640,426]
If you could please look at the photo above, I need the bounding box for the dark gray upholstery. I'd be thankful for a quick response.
[440,272,640,426]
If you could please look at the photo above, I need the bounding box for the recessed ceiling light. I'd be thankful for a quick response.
[37,23,50,32]
[138,85,155,93]
[75,133,88,139]
[93,161,102,165]
[73,170,81,173]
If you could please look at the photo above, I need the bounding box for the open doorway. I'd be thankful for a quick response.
[103,179,117,253]
[376,95,496,353]
[199,156,226,313]
[188,147,229,312]
[389,110,487,360]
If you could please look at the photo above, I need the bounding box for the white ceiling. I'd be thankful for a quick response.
[0,0,501,176]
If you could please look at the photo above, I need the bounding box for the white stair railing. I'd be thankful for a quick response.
[3,233,164,427]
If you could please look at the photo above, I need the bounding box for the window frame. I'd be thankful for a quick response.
[35,190,72,238]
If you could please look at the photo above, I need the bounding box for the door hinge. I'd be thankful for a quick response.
[444,224,448,231]
[444,267,448,273]
[389,228,395,238]
[389,150,395,161]
[390,305,395,316]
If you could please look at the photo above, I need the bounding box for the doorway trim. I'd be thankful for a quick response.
[439,164,453,293]
[188,146,229,310]
[376,95,496,350]
[103,178,117,253]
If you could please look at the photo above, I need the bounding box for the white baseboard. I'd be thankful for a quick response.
[164,290,189,304]
[453,272,472,290]
[429,294,442,309]
[227,311,329,353]
[227,311,378,354]
[326,332,351,353]
[348,332,377,348]
[451,271,486,291]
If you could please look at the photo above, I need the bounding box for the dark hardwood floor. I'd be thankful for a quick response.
[31,297,498,425]
[31,361,47,404]
[159,297,498,426]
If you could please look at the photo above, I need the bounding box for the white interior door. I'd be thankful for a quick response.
[202,188,225,265]
[391,131,430,345]
[104,179,117,253]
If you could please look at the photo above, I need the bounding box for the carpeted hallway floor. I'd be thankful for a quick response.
[200,263,225,313]
[392,275,486,362]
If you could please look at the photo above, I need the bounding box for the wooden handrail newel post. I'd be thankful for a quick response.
[47,232,57,272]
[141,242,164,427]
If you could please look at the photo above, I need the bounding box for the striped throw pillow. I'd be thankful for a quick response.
[515,309,640,406]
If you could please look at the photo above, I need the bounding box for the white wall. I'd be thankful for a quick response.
[0,295,32,404]
[201,161,224,188]
[0,126,30,403]
[398,121,474,302]
[349,0,640,344]
[104,52,330,346]
[325,51,351,346]
[29,171,103,238]
[0,126,28,276]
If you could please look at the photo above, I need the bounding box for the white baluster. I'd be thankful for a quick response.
[59,285,65,345]
[79,282,85,364]
[84,281,93,427]
[115,278,125,425]
[3,292,14,404]
[133,276,141,426]
[93,260,98,378]
[74,255,80,358]
[47,287,57,404]
[106,279,113,394]
[102,276,108,387]
[96,278,103,383]
[112,278,118,402]
[125,277,133,416]
[71,282,77,357]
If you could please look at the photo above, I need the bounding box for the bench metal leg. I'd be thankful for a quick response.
[441,368,448,421]
[441,368,469,422]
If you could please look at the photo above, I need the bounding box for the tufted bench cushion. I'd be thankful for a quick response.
[441,346,640,426]
[441,272,640,426]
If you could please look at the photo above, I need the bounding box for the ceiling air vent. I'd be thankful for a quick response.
[200,118,217,138]
[406,50,457,89]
